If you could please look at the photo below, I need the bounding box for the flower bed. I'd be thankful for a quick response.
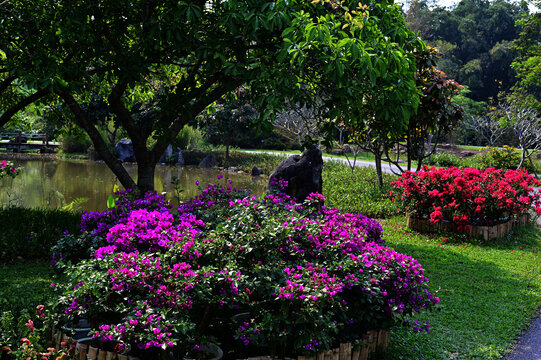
[50,183,438,359]
[392,166,541,237]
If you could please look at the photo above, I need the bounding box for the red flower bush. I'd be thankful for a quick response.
[392,166,541,228]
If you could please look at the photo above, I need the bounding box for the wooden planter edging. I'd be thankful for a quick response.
[406,213,530,241]
[53,329,389,360]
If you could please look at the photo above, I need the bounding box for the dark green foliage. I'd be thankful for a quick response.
[0,207,80,261]
[199,90,299,152]
[405,0,528,102]
[322,161,401,218]
[58,133,92,154]
[512,10,541,106]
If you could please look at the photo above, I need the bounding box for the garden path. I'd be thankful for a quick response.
[503,313,541,360]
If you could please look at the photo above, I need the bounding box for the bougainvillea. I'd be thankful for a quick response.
[392,166,541,229]
[52,185,438,359]
[80,190,171,238]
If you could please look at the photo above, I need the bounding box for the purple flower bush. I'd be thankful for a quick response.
[52,190,172,266]
[51,184,438,359]
[81,190,171,238]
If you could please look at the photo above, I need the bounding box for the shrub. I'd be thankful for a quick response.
[0,207,80,261]
[173,125,205,150]
[181,149,285,174]
[476,145,541,174]
[429,152,464,167]
[391,166,541,229]
[58,133,92,154]
[51,189,438,359]
[52,190,170,266]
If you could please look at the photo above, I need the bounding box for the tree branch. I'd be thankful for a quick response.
[58,91,137,190]
[0,88,49,128]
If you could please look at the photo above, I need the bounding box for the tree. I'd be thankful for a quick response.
[498,99,541,175]
[273,102,324,148]
[200,88,257,161]
[511,5,541,108]
[1,0,423,193]
[385,46,464,173]
[404,0,528,103]
[463,114,506,146]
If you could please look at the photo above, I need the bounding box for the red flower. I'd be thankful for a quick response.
[25,320,34,333]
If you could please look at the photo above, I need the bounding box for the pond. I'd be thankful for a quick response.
[0,159,267,211]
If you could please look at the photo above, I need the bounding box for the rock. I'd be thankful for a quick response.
[158,145,185,165]
[159,145,174,163]
[462,151,475,157]
[228,167,239,172]
[115,139,136,162]
[199,154,218,168]
[267,147,323,202]
[176,149,185,166]
[251,166,262,176]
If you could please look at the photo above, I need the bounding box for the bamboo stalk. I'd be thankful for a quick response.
[97,349,107,360]
[332,347,340,360]
[87,346,98,360]
[323,350,332,360]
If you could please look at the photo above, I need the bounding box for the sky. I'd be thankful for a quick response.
[399,0,539,12]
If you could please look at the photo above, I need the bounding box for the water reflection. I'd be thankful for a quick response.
[0,159,267,211]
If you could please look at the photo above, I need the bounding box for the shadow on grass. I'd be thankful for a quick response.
[383,233,541,360]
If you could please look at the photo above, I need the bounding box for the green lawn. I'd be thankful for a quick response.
[382,218,541,360]
[0,261,56,316]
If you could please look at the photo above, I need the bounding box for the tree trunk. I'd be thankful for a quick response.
[136,158,157,195]
[517,148,526,170]
[58,92,138,191]
[225,138,230,164]
[375,152,384,188]
[406,129,412,171]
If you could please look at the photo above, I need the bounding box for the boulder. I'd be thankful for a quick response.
[115,139,136,162]
[159,145,174,163]
[267,147,323,202]
[251,166,262,176]
[176,149,185,166]
[343,144,353,154]
[199,154,218,168]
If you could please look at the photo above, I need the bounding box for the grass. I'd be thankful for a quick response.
[241,147,380,162]
[0,261,57,317]
[322,161,400,218]
[382,218,541,360]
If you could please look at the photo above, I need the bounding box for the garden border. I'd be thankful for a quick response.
[53,329,390,360]
[406,213,530,240]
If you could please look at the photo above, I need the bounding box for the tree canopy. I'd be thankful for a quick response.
[1,0,423,192]
[405,0,529,103]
